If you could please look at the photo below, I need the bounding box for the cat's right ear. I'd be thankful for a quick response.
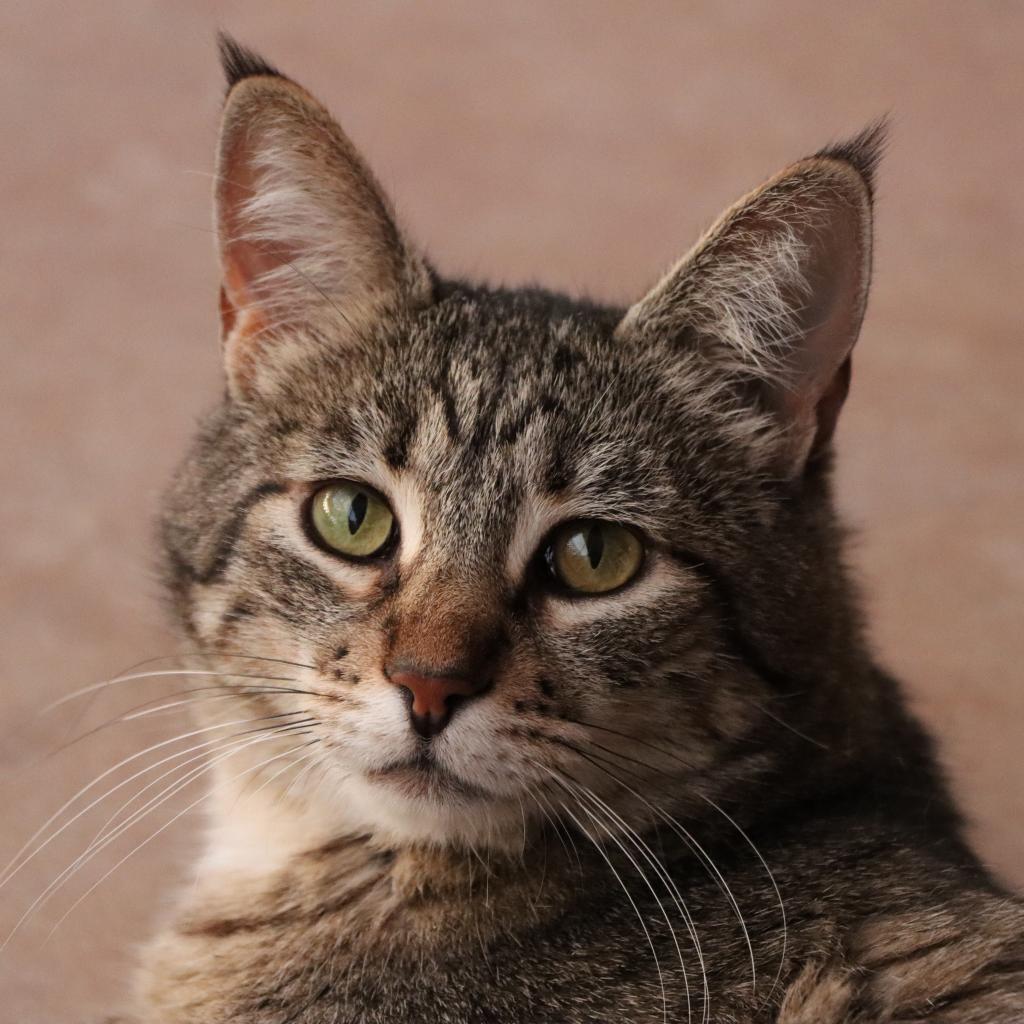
[214,35,432,399]
[616,125,884,478]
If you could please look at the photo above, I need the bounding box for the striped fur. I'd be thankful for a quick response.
[131,36,1024,1024]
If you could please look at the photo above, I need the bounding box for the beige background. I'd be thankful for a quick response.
[1,2,1022,1018]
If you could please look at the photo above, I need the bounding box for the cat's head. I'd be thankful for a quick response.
[162,37,881,851]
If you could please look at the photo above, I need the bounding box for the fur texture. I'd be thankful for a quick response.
[130,37,1024,1023]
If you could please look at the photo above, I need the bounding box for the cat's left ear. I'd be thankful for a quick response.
[617,125,884,477]
[214,35,432,399]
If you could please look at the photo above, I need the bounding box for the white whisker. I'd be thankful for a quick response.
[0,712,306,891]
[45,666,301,712]
[40,738,318,944]
[556,794,669,1024]
[561,774,706,1024]
[3,725,316,949]
[566,739,756,1002]
[87,720,317,852]
[698,794,787,1005]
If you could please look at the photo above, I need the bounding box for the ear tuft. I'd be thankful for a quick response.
[814,117,889,200]
[217,32,283,93]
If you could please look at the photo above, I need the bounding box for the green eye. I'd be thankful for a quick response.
[546,520,644,595]
[309,481,395,559]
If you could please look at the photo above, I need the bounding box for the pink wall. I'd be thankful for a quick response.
[1,3,1021,1016]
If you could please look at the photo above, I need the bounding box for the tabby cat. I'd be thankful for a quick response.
[130,36,1024,1023]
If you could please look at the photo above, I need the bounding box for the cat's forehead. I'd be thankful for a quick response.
[400,286,623,380]
[280,287,687,541]
[379,293,669,478]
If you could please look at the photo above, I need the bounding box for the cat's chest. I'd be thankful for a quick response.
[138,841,786,1024]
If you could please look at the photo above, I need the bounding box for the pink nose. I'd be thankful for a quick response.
[387,668,487,738]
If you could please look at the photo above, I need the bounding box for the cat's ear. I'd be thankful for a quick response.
[617,125,884,477]
[214,35,432,398]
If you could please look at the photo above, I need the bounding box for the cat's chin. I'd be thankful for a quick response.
[329,770,529,853]
[200,763,528,882]
[365,755,492,801]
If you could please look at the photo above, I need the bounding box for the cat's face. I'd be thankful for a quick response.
[162,42,878,850]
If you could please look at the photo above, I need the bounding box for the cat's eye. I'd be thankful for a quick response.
[544,520,644,595]
[308,481,395,559]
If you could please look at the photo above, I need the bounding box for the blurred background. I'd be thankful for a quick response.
[1,1,1021,1018]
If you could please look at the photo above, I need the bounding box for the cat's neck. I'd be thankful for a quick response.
[183,761,579,956]
[197,749,533,885]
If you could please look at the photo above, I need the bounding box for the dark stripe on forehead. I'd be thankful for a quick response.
[544,441,573,494]
[383,413,416,470]
[498,394,566,447]
[437,375,462,443]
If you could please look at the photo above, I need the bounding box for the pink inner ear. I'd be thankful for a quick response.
[219,248,281,337]
[217,135,291,340]
[218,284,237,338]
[215,132,294,392]
[763,175,870,471]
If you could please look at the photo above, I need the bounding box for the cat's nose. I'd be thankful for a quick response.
[385,664,489,739]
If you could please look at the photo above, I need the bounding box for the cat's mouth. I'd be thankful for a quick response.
[366,751,489,801]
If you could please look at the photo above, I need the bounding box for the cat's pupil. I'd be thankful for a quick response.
[348,492,368,535]
[585,525,604,569]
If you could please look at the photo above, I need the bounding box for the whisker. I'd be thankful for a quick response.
[37,647,317,760]
[529,785,583,876]
[563,740,757,1003]
[115,690,283,722]
[578,788,707,1022]
[46,679,336,762]
[696,794,787,1006]
[552,787,669,1024]
[547,714,785,998]
[550,735,649,783]
[568,733,679,777]
[3,727,276,893]
[556,770,697,1024]
[45,668,300,713]
[189,650,317,672]
[563,717,699,771]
[39,653,212,712]
[0,711,306,890]
[520,791,551,898]
[81,724,315,868]
[240,745,323,805]
[750,701,830,751]
[280,748,326,803]
[40,737,318,945]
[116,683,333,722]
[3,725,313,949]
[86,719,318,853]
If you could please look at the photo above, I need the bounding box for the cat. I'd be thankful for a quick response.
[125,34,1024,1023]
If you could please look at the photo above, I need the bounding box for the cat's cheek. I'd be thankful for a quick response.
[187,582,243,646]
[253,499,384,600]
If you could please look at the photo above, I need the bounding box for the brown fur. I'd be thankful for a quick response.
[120,36,1024,1023]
